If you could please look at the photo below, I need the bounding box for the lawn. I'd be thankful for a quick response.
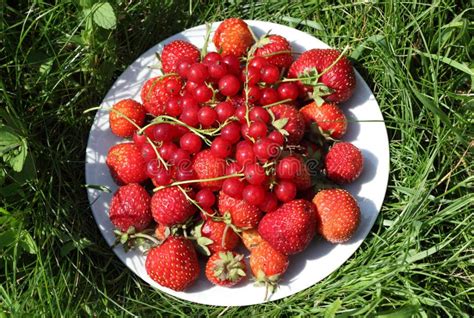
[1,0,472,316]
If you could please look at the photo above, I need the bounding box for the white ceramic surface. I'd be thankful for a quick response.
[85,20,390,306]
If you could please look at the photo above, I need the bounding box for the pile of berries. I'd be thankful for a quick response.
[104,18,364,296]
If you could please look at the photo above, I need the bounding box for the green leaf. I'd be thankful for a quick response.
[19,230,37,254]
[0,125,28,172]
[324,298,341,318]
[272,118,288,130]
[92,2,116,30]
[79,0,95,8]
[0,230,17,249]
[375,304,420,318]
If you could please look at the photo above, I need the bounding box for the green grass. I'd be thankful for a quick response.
[1,0,473,316]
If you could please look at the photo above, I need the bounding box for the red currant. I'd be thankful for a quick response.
[208,61,228,80]
[153,123,176,142]
[241,66,260,85]
[226,162,242,175]
[275,180,297,202]
[277,82,299,100]
[179,132,202,154]
[170,148,190,165]
[179,106,199,127]
[248,121,268,139]
[259,87,279,105]
[222,178,245,199]
[221,121,241,143]
[267,130,285,145]
[222,54,241,75]
[187,63,209,84]
[235,105,248,123]
[177,57,194,79]
[244,163,268,185]
[198,106,218,127]
[133,132,147,146]
[276,156,302,179]
[218,74,241,97]
[246,85,261,103]
[158,142,178,161]
[258,192,278,213]
[153,167,172,186]
[235,141,256,166]
[196,188,216,208]
[211,137,232,158]
[193,84,213,103]
[202,52,222,65]
[249,107,271,123]
[260,65,280,84]
[215,101,235,122]
[165,96,183,117]
[165,78,182,95]
[242,185,266,206]
[141,143,157,162]
[249,56,267,70]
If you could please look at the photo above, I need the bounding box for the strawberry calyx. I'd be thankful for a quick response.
[113,227,162,252]
[211,251,246,283]
[190,220,214,256]
[254,270,281,300]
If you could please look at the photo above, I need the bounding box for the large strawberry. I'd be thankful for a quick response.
[218,191,262,229]
[325,142,363,183]
[161,40,200,74]
[109,99,146,138]
[269,104,305,144]
[205,251,247,287]
[258,200,316,255]
[140,75,182,116]
[200,219,240,254]
[109,183,152,232]
[300,101,347,139]
[249,240,289,296]
[145,236,200,291]
[288,49,356,103]
[106,142,148,185]
[213,18,254,57]
[151,186,196,226]
[312,189,360,243]
[193,150,226,191]
[255,35,293,69]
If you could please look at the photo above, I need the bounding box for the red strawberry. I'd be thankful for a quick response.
[218,191,263,229]
[269,104,305,144]
[109,99,146,138]
[325,142,363,183]
[242,229,264,251]
[151,186,196,226]
[312,189,360,243]
[161,40,200,74]
[205,251,247,287]
[213,18,254,57]
[300,101,347,139]
[193,150,226,191]
[145,236,200,291]
[201,219,240,253]
[249,240,289,296]
[288,49,356,103]
[258,200,316,255]
[109,183,152,232]
[106,142,148,185]
[140,75,182,116]
[255,35,293,69]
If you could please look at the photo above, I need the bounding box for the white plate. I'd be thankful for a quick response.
[85,20,389,306]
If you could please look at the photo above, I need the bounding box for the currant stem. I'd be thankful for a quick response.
[154,173,245,192]
[262,98,293,109]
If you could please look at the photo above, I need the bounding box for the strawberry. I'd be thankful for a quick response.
[193,150,226,191]
[109,99,146,138]
[201,219,240,253]
[213,18,254,57]
[151,186,196,226]
[140,75,182,116]
[249,240,289,297]
[145,236,200,291]
[288,49,356,103]
[205,251,247,287]
[106,142,148,185]
[269,104,305,144]
[109,183,152,232]
[312,189,360,243]
[325,142,363,183]
[300,101,347,139]
[255,35,293,69]
[242,229,264,251]
[258,199,316,255]
[161,40,200,74]
[218,191,263,229]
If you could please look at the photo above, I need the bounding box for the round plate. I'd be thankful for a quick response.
[85,20,389,306]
